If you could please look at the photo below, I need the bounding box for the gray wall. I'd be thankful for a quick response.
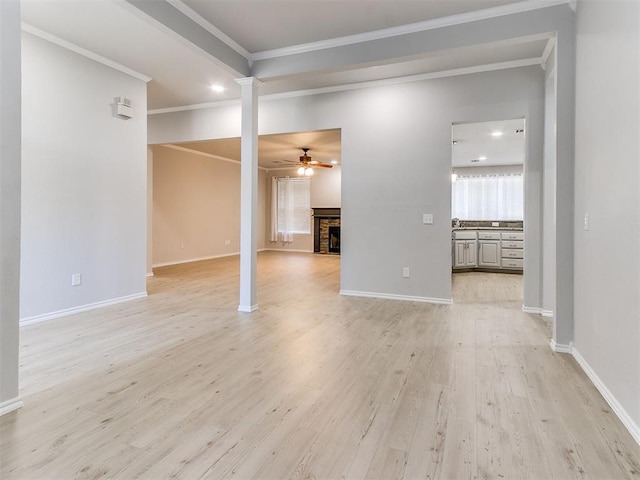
[0,0,22,411]
[20,32,148,322]
[574,0,640,438]
[150,66,545,304]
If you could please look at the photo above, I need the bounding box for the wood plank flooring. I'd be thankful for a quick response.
[1,251,639,479]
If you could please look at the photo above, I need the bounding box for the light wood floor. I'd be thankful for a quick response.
[1,251,639,479]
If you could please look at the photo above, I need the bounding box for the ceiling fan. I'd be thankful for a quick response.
[296,148,333,176]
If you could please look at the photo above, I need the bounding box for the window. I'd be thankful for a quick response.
[452,173,523,220]
[277,177,311,234]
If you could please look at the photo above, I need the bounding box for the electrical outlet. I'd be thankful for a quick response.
[584,213,589,231]
[225,239,231,245]
[423,213,434,225]
[71,273,82,286]
[403,267,410,278]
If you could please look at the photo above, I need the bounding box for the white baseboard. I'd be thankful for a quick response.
[573,348,640,446]
[263,248,314,253]
[340,290,453,305]
[238,304,258,313]
[20,292,148,326]
[522,306,542,314]
[153,252,240,268]
[522,306,554,318]
[0,397,24,416]
[549,339,574,354]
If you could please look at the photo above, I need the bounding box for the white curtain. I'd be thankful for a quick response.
[269,176,279,242]
[278,177,294,243]
[452,173,523,220]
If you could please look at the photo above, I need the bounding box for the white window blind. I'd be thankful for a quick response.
[277,177,311,235]
[452,173,523,220]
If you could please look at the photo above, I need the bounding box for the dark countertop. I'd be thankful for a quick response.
[452,227,523,231]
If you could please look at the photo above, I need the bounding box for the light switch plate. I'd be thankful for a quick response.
[423,213,434,225]
[71,273,82,286]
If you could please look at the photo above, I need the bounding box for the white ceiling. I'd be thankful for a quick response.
[452,118,525,167]
[166,129,342,170]
[180,0,521,53]
[20,0,553,167]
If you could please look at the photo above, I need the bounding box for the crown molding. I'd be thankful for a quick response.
[21,23,152,83]
[165,0,251,60]
[149,57,541,115]
[250,0,572,61]
[235,77,265,88]
[158,144,268,171]
[148,98,240,115]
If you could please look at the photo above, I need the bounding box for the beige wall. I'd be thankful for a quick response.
[152,146,267,266]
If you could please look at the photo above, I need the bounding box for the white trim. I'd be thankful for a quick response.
[541,309,554,317]
[340,290,453,305]
[20,292,148,327]
[21,23,152,83]
[153,252,240,268]
[263,248,314,254]
[148,99,240,115]
[541,36,556,68]
[165,0,251,60]
[238,304,258,313]
[573,348,640,446]
[146,272,154,278]
[250,0,571,61]
[522,306,542,314]
[0,398,24,416]
[549,339,574,354]
[149,58,541,116]
[157,144,268,171]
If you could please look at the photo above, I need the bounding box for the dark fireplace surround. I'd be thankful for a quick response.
[313,208,340,254]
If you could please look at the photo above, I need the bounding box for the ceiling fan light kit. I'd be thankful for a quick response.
[296,148,332,176]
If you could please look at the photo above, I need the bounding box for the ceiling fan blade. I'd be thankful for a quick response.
[312,162,333,168]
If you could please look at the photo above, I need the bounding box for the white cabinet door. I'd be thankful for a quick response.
[454,240,467,268]
[465,240,478,267]
[478,241,500,267]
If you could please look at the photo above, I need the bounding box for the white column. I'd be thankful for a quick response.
[0,0,23,415]
[236,77,261,312]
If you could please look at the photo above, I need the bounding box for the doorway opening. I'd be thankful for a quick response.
[450,118,526,303]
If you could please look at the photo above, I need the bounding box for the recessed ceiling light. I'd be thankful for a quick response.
[210,84,225,93]
[491,131,504,137]
[479,156,487,161]
[331,160,338,165]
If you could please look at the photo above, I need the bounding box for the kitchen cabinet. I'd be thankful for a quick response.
[453,231,477,268]
[452,229,523,272]
[501,231,524,270]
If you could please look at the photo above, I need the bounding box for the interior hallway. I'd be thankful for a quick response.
[1,252,639,479]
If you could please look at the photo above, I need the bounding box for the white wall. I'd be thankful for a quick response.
[573,0,640,441]
[152,146,267,266]
[0,0,22,412]
[149,66,545,304]
[20,32,148,322]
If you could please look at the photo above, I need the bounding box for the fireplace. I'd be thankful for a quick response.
[312,208,340,254]
[328,226,341,253]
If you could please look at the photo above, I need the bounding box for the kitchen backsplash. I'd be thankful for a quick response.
[451,219,524,229]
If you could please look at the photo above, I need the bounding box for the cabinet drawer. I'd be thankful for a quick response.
[478,231,501,240]
[454,231,477,240]
[502,240,523,249]
[502,249,524,259]
[502,258,523,269]
[501,232,524,241]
